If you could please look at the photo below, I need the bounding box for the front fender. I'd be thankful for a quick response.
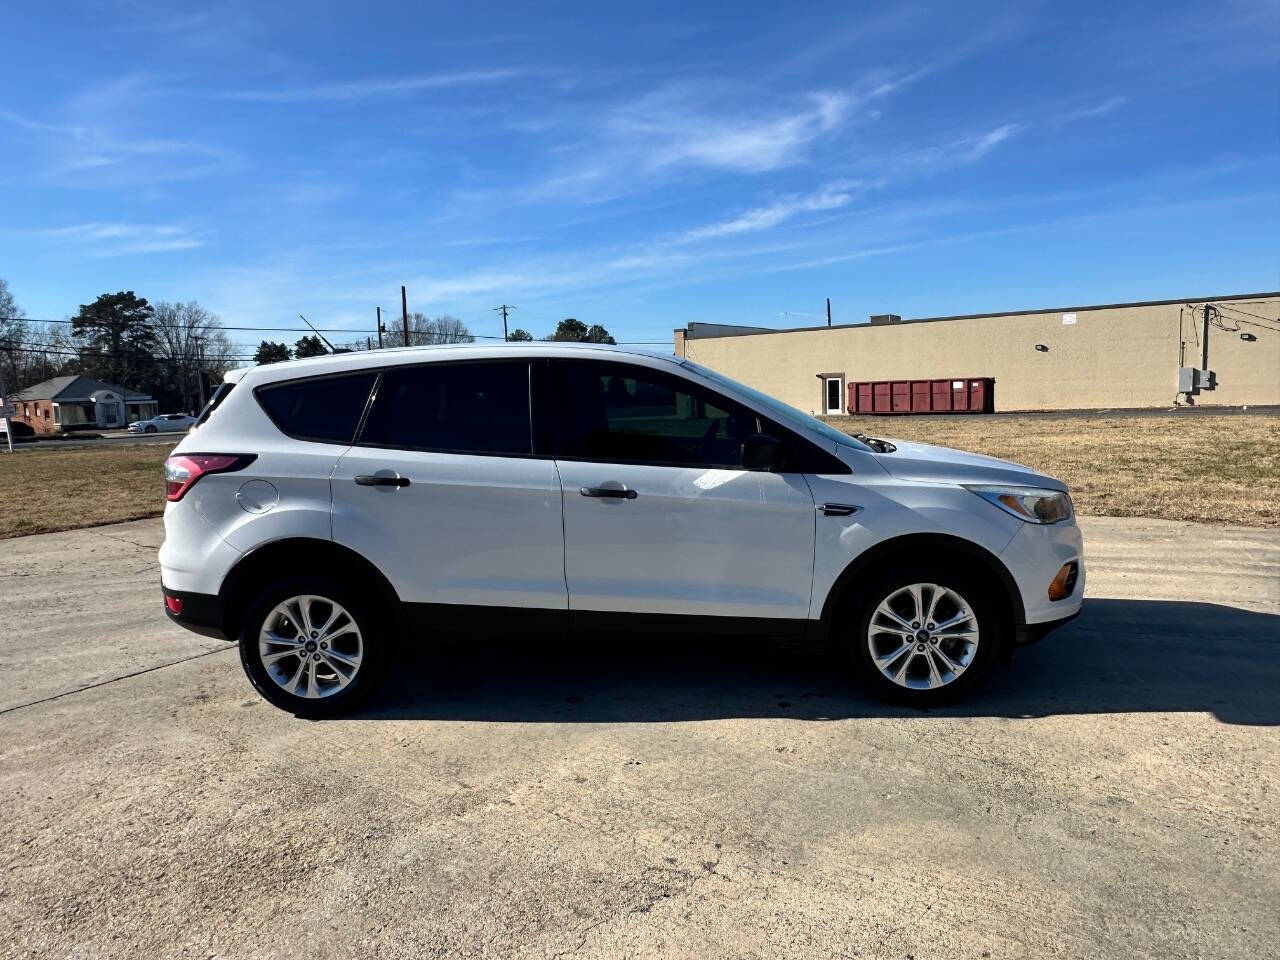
[806,473,1022,620]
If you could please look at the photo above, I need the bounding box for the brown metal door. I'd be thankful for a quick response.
[891,381,911,412]
[873,382,891,412]
[911,381,931,411]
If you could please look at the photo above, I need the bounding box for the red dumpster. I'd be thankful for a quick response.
[848,377,995,415]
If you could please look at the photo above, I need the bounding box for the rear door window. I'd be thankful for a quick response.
[255,371,378,444]
[357,361,532,455]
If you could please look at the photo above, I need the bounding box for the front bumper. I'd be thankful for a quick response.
[162,587,229,640]
[1014,608,1081,646]
[999,517,1086,627]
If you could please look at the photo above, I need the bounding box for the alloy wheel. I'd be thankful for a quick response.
[867,583,979,690]
[258,594,364,699]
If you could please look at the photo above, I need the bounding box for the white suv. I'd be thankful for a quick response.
[160,343,1083,716]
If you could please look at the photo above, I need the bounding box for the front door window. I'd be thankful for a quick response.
[554,361,763,469]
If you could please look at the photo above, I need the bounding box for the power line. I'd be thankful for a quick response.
[2,316,382,335]
[1213,303,1280,327]
[0,340,259,362]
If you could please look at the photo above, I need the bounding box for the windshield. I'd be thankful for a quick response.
[681,360,871,452]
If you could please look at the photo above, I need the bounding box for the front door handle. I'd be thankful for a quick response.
[820,502,859,517]
[580,486,638,499]
[355,474,411,488]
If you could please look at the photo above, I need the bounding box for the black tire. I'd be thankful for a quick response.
[838,563,1004,706]
[238,578,386,718]
[144,424,157,433]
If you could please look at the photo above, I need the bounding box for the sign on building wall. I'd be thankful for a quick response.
[1062,313,1077,325]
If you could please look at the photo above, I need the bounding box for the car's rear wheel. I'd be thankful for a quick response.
[238,580,385,717]
[841,565,1002,705]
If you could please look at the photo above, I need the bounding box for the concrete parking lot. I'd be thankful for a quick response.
[1,516,1277,959]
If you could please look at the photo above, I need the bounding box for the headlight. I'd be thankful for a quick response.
[964,485,1072,524]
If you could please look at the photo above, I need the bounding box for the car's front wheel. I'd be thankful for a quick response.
[144,424,157,433]
[842,566,1002,706]
[238,581,385,717]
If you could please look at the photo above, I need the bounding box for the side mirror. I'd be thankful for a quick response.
[742,433,781,471]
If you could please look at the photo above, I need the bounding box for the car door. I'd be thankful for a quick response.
[330,359,567,635]
[550,357,817,628]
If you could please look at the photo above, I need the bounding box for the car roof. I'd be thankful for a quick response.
[223,340,682,386]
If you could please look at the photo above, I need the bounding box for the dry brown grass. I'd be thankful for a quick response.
[0,414,1276,538]
[0,444,173,539]
[829,413,1280,527]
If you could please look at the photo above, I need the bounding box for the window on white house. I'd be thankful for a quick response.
[823,377,844,415]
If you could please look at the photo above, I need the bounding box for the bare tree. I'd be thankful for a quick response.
[406,312,475,346]
[152,301,236,412]
[11,320,74,387]
[0,277,23,390]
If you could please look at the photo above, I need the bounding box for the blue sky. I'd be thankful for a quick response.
[1,1,1277,351]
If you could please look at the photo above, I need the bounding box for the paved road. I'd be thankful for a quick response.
[4,430,181,452]
[1,516,1277,959]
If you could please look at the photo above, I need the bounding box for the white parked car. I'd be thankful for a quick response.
[130,413,196,433]
[160,343,1083,716]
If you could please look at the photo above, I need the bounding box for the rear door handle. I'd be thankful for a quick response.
[580,486,638,499]
[355,474,411,488]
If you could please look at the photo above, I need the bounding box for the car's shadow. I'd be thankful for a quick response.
[355,599,1280,727]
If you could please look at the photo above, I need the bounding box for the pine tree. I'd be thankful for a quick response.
[71,291,157,388]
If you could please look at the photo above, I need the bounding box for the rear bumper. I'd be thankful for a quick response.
[162,587,230,640]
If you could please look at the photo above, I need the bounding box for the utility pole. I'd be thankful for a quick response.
[376,307,384,349]
[193,336,207,412]
[1201,304,1212,370]
[367,336,372,351]
[401,286,410,347]
[826,298,832,327]
[494,304,515,341]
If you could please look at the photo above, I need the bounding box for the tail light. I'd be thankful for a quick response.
[164,454,257,501]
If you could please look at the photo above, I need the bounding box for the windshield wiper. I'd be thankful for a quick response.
[852,433,897,453]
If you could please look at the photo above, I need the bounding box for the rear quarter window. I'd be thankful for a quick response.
[195,382,234,427]
[255,371,378,444]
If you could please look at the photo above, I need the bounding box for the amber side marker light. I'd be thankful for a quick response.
[1048,561,1079,601]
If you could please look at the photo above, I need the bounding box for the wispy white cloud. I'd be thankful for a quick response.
[677,179,867,242]
[1,102,232,186]
[617,88,851,175]
[891,122,1022,172]
[221,69,531,104]
[518,67,929,204]
[1058,95,1127,122]
[959,123,1019,161]
[0,108,87,139]
[42,222,203,257]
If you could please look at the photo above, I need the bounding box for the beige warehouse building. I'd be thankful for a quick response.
[674,292,1280,415]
